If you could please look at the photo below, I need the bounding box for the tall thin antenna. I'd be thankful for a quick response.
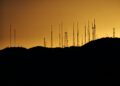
[92,19,96,40]
[81,35,83,46]
[64,32,68,47]
[92,22,95,40]
[44,37,46,47]
[14,29,16,47]
[85,25,86,44]
[51,25,53,48]
[61,22,63,48]
[113,28,115,38]
[77,22,79,46]
[10,24,12,47]
[59,24,61,47]
[73,22,75,46]
[88,21,90,42]
[94,19,96,40]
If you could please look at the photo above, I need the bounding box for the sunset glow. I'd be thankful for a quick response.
[1,0,120,49]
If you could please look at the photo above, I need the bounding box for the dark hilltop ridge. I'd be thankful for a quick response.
[0,37,120,85]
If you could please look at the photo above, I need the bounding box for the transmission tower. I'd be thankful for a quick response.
[51,25,53,48]
[81,35,83,46]
[44,37,46,47]
[85,25,86,44]
[61,22,63,48]
[59,24,61,47]
[88,21,90,42]
[10,24,12,47]
[64,32,68,47]
[113,28,115,38]
[92,19,96,40]
[77,22,79,46]
[14,29,16,47]
[73,23,75,46]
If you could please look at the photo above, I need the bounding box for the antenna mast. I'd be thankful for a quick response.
[92,19,96,40]
[10,24,12,47]
[73,23,75,46]
[59,24,61,47]
[61,22,63,48]
[113,28,115,38]
[81,35,83,46]
[85,25,86,44]
[64,32,68,47]
[14,29,16,47]
[51,25,53,48]
[88,21,90,42]
[94,19,96,40]
[92,23,94,40]
[44,37,46,47]
[77,22,79,46]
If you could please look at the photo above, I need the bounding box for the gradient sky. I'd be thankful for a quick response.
[0,0,120,49]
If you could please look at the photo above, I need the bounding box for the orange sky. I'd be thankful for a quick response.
[0,0,120,49]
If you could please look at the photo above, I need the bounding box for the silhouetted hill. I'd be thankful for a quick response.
[0,38,120,85]
[84,37,120,48]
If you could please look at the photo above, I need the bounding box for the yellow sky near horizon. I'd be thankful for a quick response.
[0,0,120,49]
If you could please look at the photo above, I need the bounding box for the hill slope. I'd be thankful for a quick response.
[0,38,120,85]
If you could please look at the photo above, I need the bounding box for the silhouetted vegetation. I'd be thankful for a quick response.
[0,38,120,85]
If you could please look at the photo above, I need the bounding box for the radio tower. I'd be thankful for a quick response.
[51,25,53,48]
[64,32,68,47]
[92,19,96,40]
[92,23,94,40]
[73,23,75,46]
[10,24,12,47]
[14,29,16,47]
[85,25,86,44]
[94,19,96,40]
[88,21,90,42]
[77,22,79,46]
[61,22,63,48]
[113,28,115,38]
[59,24,61,47]
[81,35,83,46]
[44,37,46,47]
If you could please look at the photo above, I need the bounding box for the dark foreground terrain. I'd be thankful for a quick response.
[0,38,120,85]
